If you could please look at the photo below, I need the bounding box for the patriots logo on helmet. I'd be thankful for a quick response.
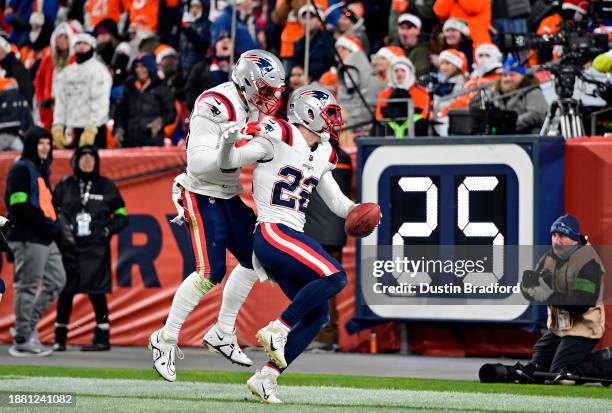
[244,55,275,76]
[299,90,330,105]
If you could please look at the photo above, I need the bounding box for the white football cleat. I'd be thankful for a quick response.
[203,325,253,367]
[256,322,288,369]
[246,370,282,404]
[148,329,183,382]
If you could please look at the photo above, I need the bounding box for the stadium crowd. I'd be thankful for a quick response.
[0,0,609,149]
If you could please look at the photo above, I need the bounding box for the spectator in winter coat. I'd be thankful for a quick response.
[433,0,492,47]
[470,56,548,134]
[211,0,258,56]
[0,35,34,104]
[179,0,211,76]
[53,145,128,352]
[5,126,65,357]
[292,4,336,81]
[34,21,80,131]
[336,35,385,135]
[113,54,176,147]
[0,74,32,150]
[397,13,434,77]
[52,33,112,149]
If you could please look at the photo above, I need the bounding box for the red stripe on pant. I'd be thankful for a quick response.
[269,223,340,275]
[182,189,211,277]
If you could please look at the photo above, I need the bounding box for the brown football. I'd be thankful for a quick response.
[345,203,381,238]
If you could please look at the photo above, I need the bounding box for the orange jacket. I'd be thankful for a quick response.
[85,0,125,30]
[127,0,180,32]
[20,46,49,70]
[273,0,327,59]
[433,0,491,46]
[376,85,431,121]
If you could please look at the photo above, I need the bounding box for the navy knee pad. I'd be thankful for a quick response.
[325,271,348,295]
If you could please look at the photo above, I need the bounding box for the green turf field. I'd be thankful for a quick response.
[0,365,611,412]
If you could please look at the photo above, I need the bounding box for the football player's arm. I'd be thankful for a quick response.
[186,115,224,176]
[317,170,355,219]
[217,137,274,169]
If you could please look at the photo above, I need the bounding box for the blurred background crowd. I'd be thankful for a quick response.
[0,0,611,150]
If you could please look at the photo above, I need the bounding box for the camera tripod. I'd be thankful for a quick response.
[539,97,585,138]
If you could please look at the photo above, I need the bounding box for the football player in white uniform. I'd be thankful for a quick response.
[217,85,373,403]
[148,50,285,382]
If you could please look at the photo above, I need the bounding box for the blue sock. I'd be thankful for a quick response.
[280,271,347,327]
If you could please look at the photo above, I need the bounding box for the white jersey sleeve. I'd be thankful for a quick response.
[217,137,274,170]
[176,83,251,199]
[317,170,354,219]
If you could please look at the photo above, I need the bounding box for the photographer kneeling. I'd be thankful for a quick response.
[482,214,610,384]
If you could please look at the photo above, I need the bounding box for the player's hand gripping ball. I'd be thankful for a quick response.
[345,203,381,238]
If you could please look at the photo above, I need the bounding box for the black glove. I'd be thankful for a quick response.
[521,270,540,289]
[0,277,5,294]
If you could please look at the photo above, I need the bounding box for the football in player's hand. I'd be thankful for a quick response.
[345,203,381,238]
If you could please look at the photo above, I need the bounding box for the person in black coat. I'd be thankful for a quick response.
[291,8,336,82]
[52,145,128,351]
[179,0,211,77]
[113,54,177,147]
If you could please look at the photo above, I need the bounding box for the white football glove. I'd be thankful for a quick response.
[221,121,261,144]
[169,182,186,226]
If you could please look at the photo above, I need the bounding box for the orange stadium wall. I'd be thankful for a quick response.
[565,138,612,349]
[0,148,386,352]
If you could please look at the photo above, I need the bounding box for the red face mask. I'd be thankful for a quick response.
[252,78,285,115]
[321,104,343,140]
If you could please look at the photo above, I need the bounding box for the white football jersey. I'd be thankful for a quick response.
[252,116,339,232]
[175,82,259,199]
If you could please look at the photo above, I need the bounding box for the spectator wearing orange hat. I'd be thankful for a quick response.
[396,13,434,77]
[337,2,369,54]
[437,49,468,96]
[292,3,336,81]
[373,45,404,83]
[336,34,385,135]
[433,0,492,47]
[373,56,431,137]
